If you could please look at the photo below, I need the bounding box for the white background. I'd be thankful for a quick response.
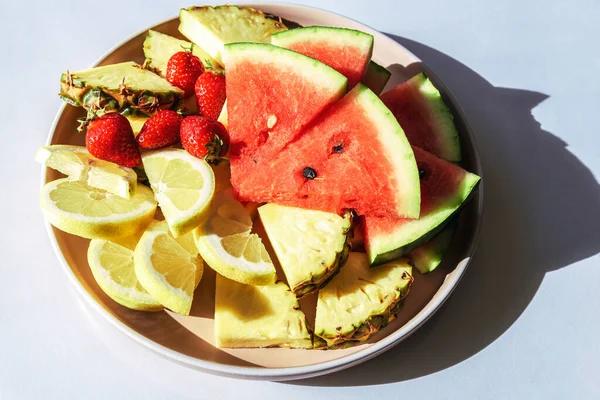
[2,0,600,398]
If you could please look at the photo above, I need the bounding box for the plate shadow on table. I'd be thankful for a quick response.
[287,34,600,386]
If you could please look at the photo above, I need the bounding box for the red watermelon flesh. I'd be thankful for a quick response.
[231,83,421,220]
[380,73,462,162]
[224,42,348,161]
[271,27,374,88]
[364,146,480,266]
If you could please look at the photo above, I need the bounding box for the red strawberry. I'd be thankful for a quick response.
[85,113,141,168]
[136,110,183,149]
[166,50,204,97]
[180,116,229,163]
[194,70,226,120]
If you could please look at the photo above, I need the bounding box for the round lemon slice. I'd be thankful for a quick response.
[36,145,137,199]
[87,238,163,311]
[134,220,202,315]
[194,189,276,286]
[141,148,215,238]
[40,178,156,240]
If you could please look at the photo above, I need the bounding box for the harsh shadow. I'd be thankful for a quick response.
[287,34,600,386]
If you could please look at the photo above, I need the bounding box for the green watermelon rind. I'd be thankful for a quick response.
[367,171,479,266]
[353,83,421,220]
[363,61,391,95]
[223,42,348,93]
[408,218,457,274]
[271,26,374,55]
[409,73,462,162]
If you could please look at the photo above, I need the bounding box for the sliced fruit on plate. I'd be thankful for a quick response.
[88,237,163,311]
[224,42,347,159]
[40,178,156,240]
[271,26,373,88]
[193,189,276,286]
[381,72,461,162]
[233,83,420,220]
[364,146,480,266]
[134,220,202,315]
[36,145,137,199]
[362,61,391,95]
[217,99,228,129]
[258,204,353,298]
[141,148,215,237]
[59,62,184,117]
[124,114,149,136]
[314,252,413,348]
[143,30,218,77]
[171,223,204,289]
[215,274,313,349]
[179,5,288,66]
[408,219,457,274]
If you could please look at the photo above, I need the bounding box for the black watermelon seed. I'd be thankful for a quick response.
[333,143,344,154]
[419,168,427,179]
[302,167,317,180]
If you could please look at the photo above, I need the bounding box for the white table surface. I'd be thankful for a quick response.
[2,0,599,398]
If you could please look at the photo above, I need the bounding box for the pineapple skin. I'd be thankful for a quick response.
[59,62,184,118]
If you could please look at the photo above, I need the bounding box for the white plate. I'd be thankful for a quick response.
[42,3,484,381]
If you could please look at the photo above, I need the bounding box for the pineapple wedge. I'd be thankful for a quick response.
[217,99,228,129]
[143,30,218,77]
[314,252,413,348]
[59,62,184,117]
[178,5,287,65]
[215,274,313,349]
[258,204,352,298]
[124,114,149,137]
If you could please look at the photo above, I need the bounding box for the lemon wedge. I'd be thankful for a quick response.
[40,178,156,239]
[141,148,215,237]
[134,220,202,315]
[194,189,276,286]
[87,238,163,311]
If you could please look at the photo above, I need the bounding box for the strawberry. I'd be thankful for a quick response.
[166,49,204,97]
[194,69,226,120]
[136,110,183,149]
[180,116,229,163]
[85,113,141,168]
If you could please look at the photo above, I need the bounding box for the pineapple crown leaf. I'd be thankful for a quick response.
[141,59,160,75]
[76,117,89,132]
[118,78,131,97]
[64,69,74,87]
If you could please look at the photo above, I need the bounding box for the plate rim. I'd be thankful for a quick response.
[41,2,484,381]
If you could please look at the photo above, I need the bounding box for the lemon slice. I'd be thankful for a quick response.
[36,145,137,199]
[40,178,156,239]
[134,220,202,315]
[193,189,276,286]
[87,238,163,311]
[141,148,215,238]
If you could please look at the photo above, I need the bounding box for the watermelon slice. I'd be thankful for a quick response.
[233,83,421,220]
[381,73,462,162]
[362,61,391,95]
[364,146,479,266]
[271,26,373,88]
[408,219,457,274]
[223,42,348,160]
